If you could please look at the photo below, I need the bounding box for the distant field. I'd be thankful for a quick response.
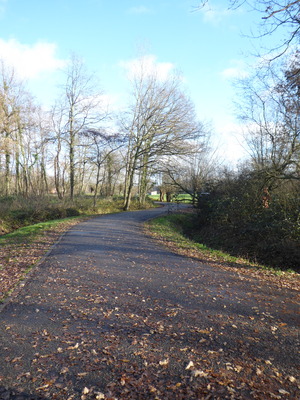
[175,194,193,203]
[148,193,192,203]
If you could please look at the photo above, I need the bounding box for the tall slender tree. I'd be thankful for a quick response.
[52,54,107,200]
[121,57,206,210]
[238,55,300,181]
[0,61,37,196]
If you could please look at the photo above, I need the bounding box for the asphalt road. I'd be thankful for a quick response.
[0,205,299,399]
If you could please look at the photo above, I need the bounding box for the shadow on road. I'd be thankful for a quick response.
[0,385,48,400]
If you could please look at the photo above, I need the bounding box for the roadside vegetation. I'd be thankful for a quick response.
[146,213,241,265]
[149,193,193,203]
[0,216,84,303]
[0,195,154,303]
[0,195,155,235]
[145,213,299,292]
[195,171,299,273]
[149,171,299,273]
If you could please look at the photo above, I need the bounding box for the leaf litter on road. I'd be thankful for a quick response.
[0,210,299,399]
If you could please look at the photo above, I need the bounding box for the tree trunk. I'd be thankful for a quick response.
[69,131,75,200]
[123,162,136,211]
[93,163,101,210]
[138,161,149,207]
[5,151,10,196]
[15,151,20,195]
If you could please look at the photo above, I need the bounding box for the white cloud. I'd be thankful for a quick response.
[214,119,248,165]
[198,1,245,26]
[97,93,124,113]
[128,5,152,15]
[221,59,249,80]
[199,2,235,25]
[0,38,66,80]
[119,54,176,81]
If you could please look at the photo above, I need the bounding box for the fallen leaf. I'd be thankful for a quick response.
[278,389,290,395]
[120,378,126,386]
[159,359,169,366]
[192,370,208,378]
[234,365,243,373]
[95,394,105,400]
[186,361,194,370]
[60,367,69,374]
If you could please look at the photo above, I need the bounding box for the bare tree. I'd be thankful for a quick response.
[159,134,219,204]
[0,62,23,195]
[83,129,122,208]
[120,58,206,210]
[0,61,41,196]
[48,103,66,199]
[34,108,50,195]
[52,54,108,200]
[198,1,300,60]
[14,103,44,196]
[238,56,300,181]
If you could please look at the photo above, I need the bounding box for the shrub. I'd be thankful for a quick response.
[0,195,135,235]
[194,169,300,271]
[65,207,81,217]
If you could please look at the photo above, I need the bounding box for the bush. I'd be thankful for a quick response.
[194,170,300,271]
[0,194,156,237]
[0,195,137,235]
[65,207,81,217]
[0,195,92,234]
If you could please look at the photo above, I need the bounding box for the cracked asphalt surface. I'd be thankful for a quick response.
[0,205,299,399]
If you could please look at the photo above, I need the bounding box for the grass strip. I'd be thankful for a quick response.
[145,213,297,276]
[146,214,241,263]
[0,216,87,244]
[0,216,89,303]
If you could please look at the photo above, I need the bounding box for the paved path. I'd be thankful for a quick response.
[0,206,299,399]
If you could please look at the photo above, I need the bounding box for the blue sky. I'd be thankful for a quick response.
[0,0,269,164]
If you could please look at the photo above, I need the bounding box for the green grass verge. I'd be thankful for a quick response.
[145,214,297,275]
[0,216,87,244]
[146,214,239,263]
[0,215,90,304]
[174,194,193,203]
[148,193,193,203]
